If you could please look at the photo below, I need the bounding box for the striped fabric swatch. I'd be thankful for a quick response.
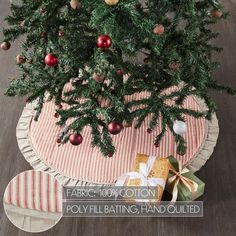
[29,85,206,184]
[4,171,62,213]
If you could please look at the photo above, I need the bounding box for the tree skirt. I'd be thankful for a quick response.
[3,171,62,232]
[16,94,219,186]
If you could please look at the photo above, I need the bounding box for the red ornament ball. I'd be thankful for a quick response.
[169,62,182,70]
[108,121,123,135]
[58,31,65,37]
[1,41,11,50]
[153,24,165,35]
[44,54,58,67]
[70,0,81,10]
[93,73,105,83]
[40,32,46,38]
[97,35,112,49]
[154,143,160,148]
[117,69,124,75]
[69,133,83,146]
[143,58,149,64]
[147,128,152,134]
[211,9,223,18]
[16,55,26,65]
[108,152,114,158]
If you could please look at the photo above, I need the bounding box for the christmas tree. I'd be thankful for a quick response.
[1,0,236,157]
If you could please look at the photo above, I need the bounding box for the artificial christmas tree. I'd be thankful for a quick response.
[1,0,236,157]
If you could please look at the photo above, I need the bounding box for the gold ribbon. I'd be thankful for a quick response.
[168,159,198,203]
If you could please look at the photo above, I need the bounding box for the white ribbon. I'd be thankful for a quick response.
[115,156,166,189]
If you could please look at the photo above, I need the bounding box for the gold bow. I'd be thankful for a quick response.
[168,159,198,203]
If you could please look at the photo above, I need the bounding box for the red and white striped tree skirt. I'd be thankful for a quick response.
[16,90,219,185]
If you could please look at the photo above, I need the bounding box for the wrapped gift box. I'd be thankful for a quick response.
[166,156,205,202]
[116,154,170,202]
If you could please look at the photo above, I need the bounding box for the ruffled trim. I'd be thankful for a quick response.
[4,203,62,220]
[186,98,219,172]
[16,100,219,186]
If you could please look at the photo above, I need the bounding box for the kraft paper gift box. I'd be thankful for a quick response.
[166,156,205,202]
[116,154,170,202]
